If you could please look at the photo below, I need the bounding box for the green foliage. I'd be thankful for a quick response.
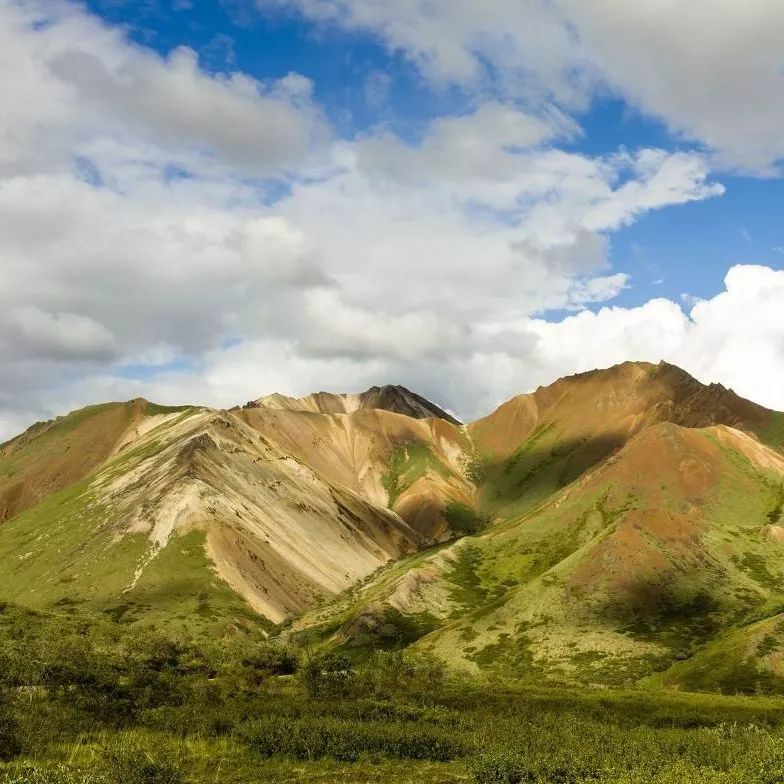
[359,650,445,700]
[240,714,463,762]
[0,767,105,784]
[301,653,356,699]
[230,639,297,678]
[0,697,21,762]
[473,751,528,784]
[8,598,784,782]
[383,442,450,506]
[445,502,486,535]
[448,544,488,610]
[101,746,183,784]
[375,607,441,649]
[766,485,784,524]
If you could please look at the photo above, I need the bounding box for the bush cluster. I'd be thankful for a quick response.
[8,601,784,782]
[240,715,464,762]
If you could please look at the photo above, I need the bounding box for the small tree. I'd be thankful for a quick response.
[301,653,356,699]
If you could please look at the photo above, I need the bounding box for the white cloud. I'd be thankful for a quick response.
[1,306,116,361]
[461,265,784,416]
[262,0,585,100]
[0,0,744,441]
[0,1,324,177]
[50,46,322,174]
[558,0,784,171]
[270,0,784,169]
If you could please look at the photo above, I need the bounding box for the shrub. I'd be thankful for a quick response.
[473,752,529,784]
[236,641,297,676]
[101,747,183,784]
[301,654,356,699]
[241,715,465,761]
[473,751,603,784]
[0,699,21,762]
[360,650,446,700]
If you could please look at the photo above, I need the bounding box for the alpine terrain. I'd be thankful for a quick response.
[1,362,784,692]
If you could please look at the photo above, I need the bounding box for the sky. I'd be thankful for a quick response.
[1,0,784,437]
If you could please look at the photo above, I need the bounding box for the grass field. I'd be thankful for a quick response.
[4,602,784,783]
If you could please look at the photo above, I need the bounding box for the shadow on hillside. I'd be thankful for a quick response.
[480,434,626,515]
[594,571,721,645]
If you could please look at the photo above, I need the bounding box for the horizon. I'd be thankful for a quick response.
[1,1,783,442]
[8,358,780,437]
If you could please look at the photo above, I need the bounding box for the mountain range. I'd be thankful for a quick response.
[1,361,784,692]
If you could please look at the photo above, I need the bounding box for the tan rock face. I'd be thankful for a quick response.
[95,409,425,623]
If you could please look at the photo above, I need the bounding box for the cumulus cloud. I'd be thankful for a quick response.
[558,0,784,171]
[462,264,784,416]
[0,0,324,177]
[49,47,321,174]
[269,0,784,170]
[0,0,759,442]
[1,307,116,362]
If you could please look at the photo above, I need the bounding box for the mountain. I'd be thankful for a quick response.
[0,384,471,633]
[287,363,784,690]
[1,363,784,693]
[252,384,462,424]
[470,361,784,519]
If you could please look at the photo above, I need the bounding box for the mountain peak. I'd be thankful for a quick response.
[250,384,461,425]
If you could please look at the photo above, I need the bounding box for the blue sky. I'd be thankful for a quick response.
[1,0,784,436]
[85,0,782,310]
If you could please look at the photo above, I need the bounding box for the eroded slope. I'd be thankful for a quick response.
[238,405,475,540]
[0,399,191,523]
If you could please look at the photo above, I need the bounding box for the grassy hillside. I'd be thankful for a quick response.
[0,477,268,637]
[0,402,426,632]
[292,422,784,693]
[6,604,784,783]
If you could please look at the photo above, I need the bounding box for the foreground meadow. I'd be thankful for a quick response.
[3,603,784,784]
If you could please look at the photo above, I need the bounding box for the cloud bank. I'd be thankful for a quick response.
[0,1,782,438]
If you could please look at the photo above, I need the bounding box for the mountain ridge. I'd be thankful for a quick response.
[1,361,784,693]
[251,383,462,425]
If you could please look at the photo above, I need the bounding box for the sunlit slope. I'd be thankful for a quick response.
[294,421,784,689]
[238,404,475,540]
[0,399,192,523]
[469,361,784,521]
[0,406,423,628]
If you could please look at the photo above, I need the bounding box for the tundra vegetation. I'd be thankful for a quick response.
[3,603,784,783]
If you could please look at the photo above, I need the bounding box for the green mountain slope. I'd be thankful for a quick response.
[2,362,784,696]
[288,365,784,693]
[0,399,192,523]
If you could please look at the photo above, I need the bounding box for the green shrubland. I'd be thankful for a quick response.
[4,601,784,782]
